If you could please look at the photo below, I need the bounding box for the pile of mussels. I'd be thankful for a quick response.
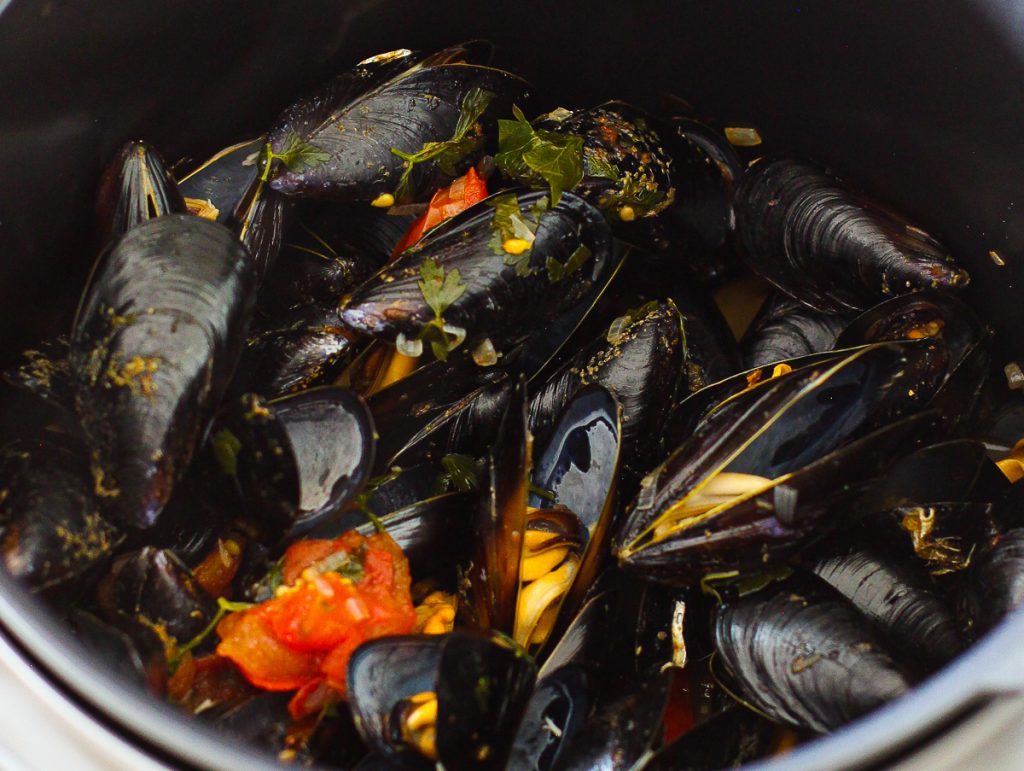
[3,40,1024,769]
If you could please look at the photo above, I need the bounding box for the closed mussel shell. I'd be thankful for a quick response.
[95,140,186,248]
[340,189,612,356]
[211,387,375,538]
[964,526,1024,636]
[0,441,122,597]
[69,215,256,529]
[742,292,853,369]
[267,46,528,203]
[734,157,969,313]
[713,574,912,734]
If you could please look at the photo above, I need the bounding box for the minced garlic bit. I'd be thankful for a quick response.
[724,126,763,146]
[371,192,395,208]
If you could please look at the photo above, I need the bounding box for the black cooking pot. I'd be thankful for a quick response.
[2,1,1024,768]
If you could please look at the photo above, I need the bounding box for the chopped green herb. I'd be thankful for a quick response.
[315,549,365,582]
[487,192,542,276]
[391,87,494,201]
[495,106,585,205]
[266,558,285,595]
[584,149,620,181]
[438,454,480,492]
[416,259,467,361]
[261,134,330,182]
[211,429,241,477]
[168,596,257,672]
[603,171,673,217]
[546,243,592,283]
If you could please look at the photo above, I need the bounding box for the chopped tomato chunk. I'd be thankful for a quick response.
[391,167,488,258]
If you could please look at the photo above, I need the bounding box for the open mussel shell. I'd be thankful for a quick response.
[463,377,530,634]
[69,215,256,529]
[734,156,969,313]
[835,291,992,430]
[616,343,947,584]
[528,301,681,480]
[347,630,537,770]
[267,44,529,203]
[340,188,612,354]
[528,385,622,654]
[232,301,360,399]
[0,441,122,598]
[551,668,671,771]
[508,664,591,771]
[713,573,913,734]
[95,140,186,248]
[97,546,216,644]
[742,292,853,369]
[212,387,375,538]
[810,544,962,673]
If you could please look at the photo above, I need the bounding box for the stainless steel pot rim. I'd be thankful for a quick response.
[0,563,1022,770]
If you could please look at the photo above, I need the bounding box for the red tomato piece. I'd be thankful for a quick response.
[390,167,488,259]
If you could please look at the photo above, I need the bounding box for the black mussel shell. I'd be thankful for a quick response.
[347,630,536,770]
[340,189,612,355]
[366,347,508,475]
[810,544,962,672]
[95,140,186,248]
[551,668,671,770]
[529,301,681,480]
[212,387,375,538]
[836,291,991,430]
[69,610,167,695]
[0,441,122,597]
[639,703,772,771]
[616,343,946,582]
[267,46,528,203]
[214,693,295,755]
[713,574,912,733]
[463,377,529,634]
[444,379,514,458]
[69,215,256,529]
[529,386,622,653]
[508,665,591,771]
[2,336,74,410]
[964,526,1024,635]
[660,117,745,279]
[232,301,360,399]
[179,137,293,284]
[97,546,216,644]
[742,292,852,369]
[530,102,675,244]
[734,157,969,313]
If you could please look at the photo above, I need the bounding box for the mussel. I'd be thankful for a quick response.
[713,574,912,733]
[266,44,528,204]
[742,292,852,369]
[69,215,256,528]
[209,387,375,538]
[734,157,969,312]
[340,189,612,362]
[615,343,945,584]
[347,630,536,769]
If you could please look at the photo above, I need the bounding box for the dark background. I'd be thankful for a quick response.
[2,0,1024,364]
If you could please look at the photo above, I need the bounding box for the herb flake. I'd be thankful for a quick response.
[546,243,592,283]
[261,134,330,182]
[495,106,584,205]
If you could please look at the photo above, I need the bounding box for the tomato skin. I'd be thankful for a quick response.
[390,167,488,258]
[215,530,416,709]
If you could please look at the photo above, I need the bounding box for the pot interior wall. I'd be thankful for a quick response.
[1,0,1023,768]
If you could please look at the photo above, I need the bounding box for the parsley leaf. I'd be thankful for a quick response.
[416,259,468,361]
[495,106,584,205]
[261,134,330,182]
[436,454,480,493]
[211,429,241,477]
[419,258,466,319]
[391,87,494,201]
[584,149,620,181]
[546,243,592,283]
[487,192,544,276]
